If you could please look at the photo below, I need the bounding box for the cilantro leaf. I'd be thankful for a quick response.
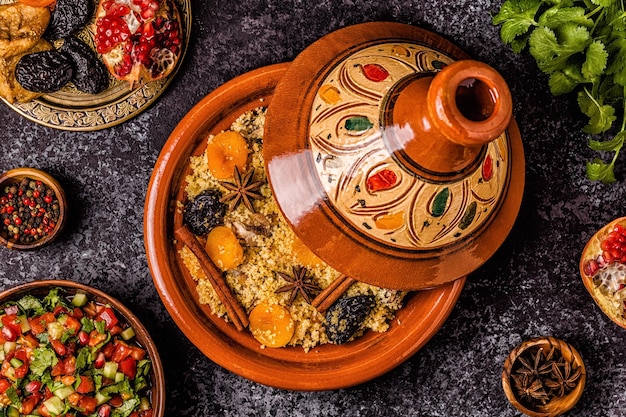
[577,88,617,134]
[30,347,58,376]
[492,0,542,44]
[42,288,61,310]
[17,295,43,314]
[5,387,20,409]
[529,24,590,74]
[586,158,617,183]
[606,38,626,86]
[582,40,608,81]
[538,6,593,29]
[112,397,140,417]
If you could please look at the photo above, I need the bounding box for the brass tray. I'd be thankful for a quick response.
[0,0,191,131]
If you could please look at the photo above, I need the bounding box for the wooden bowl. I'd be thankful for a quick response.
[0,167,67,250]
[502,337,586,417]
[0,279,166,416]
[579,217,626,328]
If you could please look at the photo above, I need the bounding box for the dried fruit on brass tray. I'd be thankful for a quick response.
[14,49,73,93]
[60,35,109,94]
[94,0,182,87]
[0,3,50,59]
[45,0,94,40]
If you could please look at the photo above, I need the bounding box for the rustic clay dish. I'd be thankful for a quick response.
[579,217,626,328]
[0,0,191,131]
[0,279,165,416]
[502,336,586,417]
[0,167,67,250]
[264,22,525,290]
[144,62,466,390]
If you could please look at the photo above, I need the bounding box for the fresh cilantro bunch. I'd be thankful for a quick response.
[493,0,626,183]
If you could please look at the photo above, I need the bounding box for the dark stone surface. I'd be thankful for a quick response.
[1,0,625,416]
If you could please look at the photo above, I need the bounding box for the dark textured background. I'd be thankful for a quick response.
[1,1,625,416]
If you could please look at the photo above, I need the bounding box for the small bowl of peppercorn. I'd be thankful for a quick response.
[502,336,586,417]
[0,167,67,250]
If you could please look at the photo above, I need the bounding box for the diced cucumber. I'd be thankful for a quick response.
[6,405,19,417]
[120,327,135,340]
[95,391,111,406]
[9,358,22,368]
[140,397,151,411]
[43,397,64,415]
[17,315,30,333]
[52,384,75,400]
[71,293,88,307]
[115,372,125,383]
[103,361,118,379]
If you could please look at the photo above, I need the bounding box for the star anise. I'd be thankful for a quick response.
[512,373,550,405]
[517,347,554,378]
[544,360,582,397]
[275,266,321,305]
[219,166,263,212]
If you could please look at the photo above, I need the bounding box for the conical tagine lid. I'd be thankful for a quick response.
[263,22,525,290]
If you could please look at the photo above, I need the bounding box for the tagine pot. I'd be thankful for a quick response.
[263,22,525,290]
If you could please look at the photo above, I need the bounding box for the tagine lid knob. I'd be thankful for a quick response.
[263,22,525,290]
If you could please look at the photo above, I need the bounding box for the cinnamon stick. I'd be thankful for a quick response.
[312,274,356,313]
[174,225,249,331]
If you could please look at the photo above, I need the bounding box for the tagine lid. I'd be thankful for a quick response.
[263,22,525,290]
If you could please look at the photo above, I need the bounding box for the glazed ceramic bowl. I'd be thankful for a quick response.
[0,167,67,250]
[502,337,586,417]
[580,217,626,328]
[0,279,165,416]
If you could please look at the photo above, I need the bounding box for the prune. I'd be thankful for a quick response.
[15,50,73,93]
[45,0,93,40]
[183,189,227,236]
[60,36,109,94]
[325,295,376,344]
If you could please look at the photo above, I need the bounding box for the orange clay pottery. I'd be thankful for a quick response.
[264,22,525,290]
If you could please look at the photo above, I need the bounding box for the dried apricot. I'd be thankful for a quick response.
[206,131,249,180]
[204,226,243,270]
[248,301,295,348]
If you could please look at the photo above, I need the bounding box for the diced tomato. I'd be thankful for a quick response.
[13,348,29,379]
[78,395,98,414]
[14,362,28,379]
[51,360,65,377]
[108,395,123,407]
[29,315,48,335]
[88,330,107,347]
[96,307,119,330]
[49,339,66,356]
[63,316,82,335]
[129,346,146,361]
[71,307,84,319]
[67,392,81,406]
[0,378,10,394]
[109,324,123,336]
[53,305,69,316]
[21,333,40,348]
[63,356,76,375]
[139,410,154,417]
[102,342,115,359]
[76,375,95,394]
[21,393,41,414]
[38,404,52,417]
[1,314,22,340]
[111,340,133,362]
[118,357,137,379]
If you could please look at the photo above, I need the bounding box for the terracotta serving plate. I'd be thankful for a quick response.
[0,0,191,131]
[144,62,466,390]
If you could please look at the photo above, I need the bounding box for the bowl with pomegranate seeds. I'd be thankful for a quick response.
[0,280,164,417]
